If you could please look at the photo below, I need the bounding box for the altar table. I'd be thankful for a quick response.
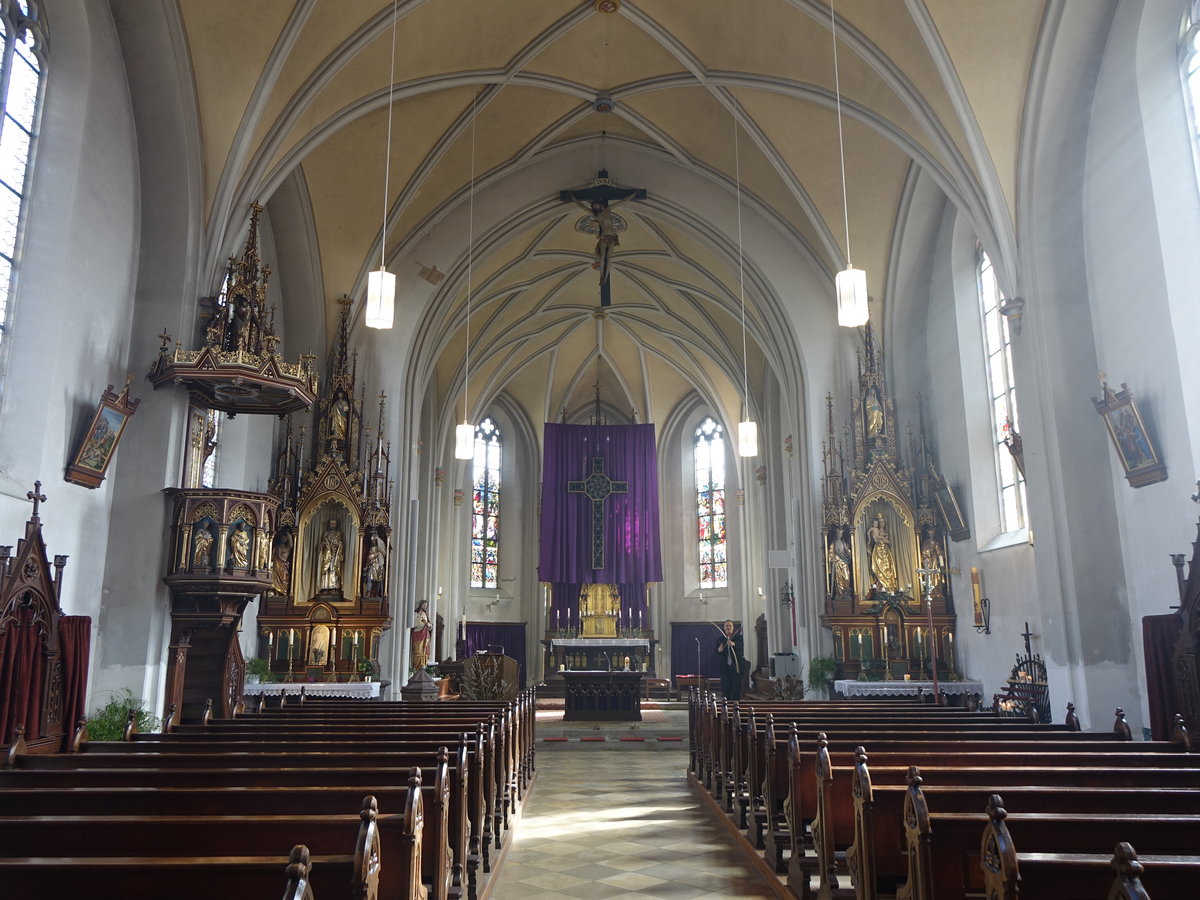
[562,670,643,721]
[243,681,380,699]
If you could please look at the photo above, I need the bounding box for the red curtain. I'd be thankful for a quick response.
[0,607,45,744]
[59,616,91,749]
[1142,613,1183,741]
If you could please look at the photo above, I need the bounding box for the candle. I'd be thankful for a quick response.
[882,625,887,643]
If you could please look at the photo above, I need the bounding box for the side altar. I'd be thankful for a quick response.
[819,323,969,689]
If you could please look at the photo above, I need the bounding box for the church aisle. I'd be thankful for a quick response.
[488,748,778,899]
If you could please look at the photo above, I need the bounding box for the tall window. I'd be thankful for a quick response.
[695,416,727,588]
[200,409,221,488]
[1184,4,1200,177]
[978,249,1026,532]
[0,2,45,356]
[471,417,501,589]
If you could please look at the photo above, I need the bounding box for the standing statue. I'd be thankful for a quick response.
[410,599,433,670]
[865,388,884,438]
[919,534,945,600]
[228,522,250,568]
[330,392,350,442]
[363,532,387,596]
[827,531,852,599]
[317,519,345,591]
[271,530,293,595]
[867,512,899,592]
[192,521,214,569]
[254,526,271,570]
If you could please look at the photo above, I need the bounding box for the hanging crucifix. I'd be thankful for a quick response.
[559,170,647,307]
[568,457,628,569]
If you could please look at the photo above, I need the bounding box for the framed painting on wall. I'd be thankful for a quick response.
[64,378,141,488]
[1092,380,1167,488]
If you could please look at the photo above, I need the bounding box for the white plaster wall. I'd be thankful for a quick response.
[0,2,140,706]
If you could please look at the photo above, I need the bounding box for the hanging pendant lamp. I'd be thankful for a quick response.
[366,0,399,329]
[733,118,758,458]
[831,0,868,328]
[455,91,479,460]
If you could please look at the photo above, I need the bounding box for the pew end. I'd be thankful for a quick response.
[283,844,315,900]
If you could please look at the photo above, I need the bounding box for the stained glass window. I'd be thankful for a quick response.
[695,416,727,588]
[471,417,501,589]
[978,249,1027,533]
[0,2,45,357]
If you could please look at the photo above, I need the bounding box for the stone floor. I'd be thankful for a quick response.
[487,748,779,899]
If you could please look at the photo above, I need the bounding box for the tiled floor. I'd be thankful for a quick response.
[488,748,778,899]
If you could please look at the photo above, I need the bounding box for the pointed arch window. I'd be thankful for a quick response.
[1184,4,1200,180]
[0,2,45,358]
[471,417,501,589]
[695,416,727,589]
[978,249,1027,533]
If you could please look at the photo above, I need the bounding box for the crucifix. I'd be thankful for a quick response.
[559,170,647,307]
[568,457,628,570]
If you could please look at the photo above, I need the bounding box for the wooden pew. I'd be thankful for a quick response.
[0,792,391,900]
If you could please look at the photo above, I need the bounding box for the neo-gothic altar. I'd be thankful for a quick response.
[819,323,967,686]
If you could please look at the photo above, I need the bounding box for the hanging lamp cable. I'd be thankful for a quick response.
[465,89,477,424]
[380,0,398,273]
[831,0,852,269]
[734,117,749,421]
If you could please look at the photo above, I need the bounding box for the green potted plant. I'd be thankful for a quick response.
[358,658,380,681]
[807,656,839,700]
[86,688,160,741]
[245,657,273,684]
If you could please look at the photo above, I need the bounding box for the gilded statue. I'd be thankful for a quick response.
[410,598,432,670]
[254,526,271,570]
[317,518,345,591]
[919,535,945,600]
[867,512,898,592]
[330,392,349,442]
[228,522,250,568]
[271,530,293,595]
[192,521,214,569]
[363,532,386,596]
[827,533,851,599]
[865,388,884,438]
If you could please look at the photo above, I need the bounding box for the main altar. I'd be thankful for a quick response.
[819,322,969,687]
[537,418,664,686]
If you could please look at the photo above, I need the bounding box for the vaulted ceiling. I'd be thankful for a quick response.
[180,0,1047,432]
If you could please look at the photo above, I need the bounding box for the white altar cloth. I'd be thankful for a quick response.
[551,638,650,650]
[834,679,983,698]
[243,681,379,699]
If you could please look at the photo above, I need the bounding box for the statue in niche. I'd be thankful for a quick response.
[271,530,293,595]
[254,526,271,570]
[228,522,250,568]
[330,391,350,442]
[317,519,345,591]
[363,532,387,596]
[192,521,214,569]
[827,529,852,599]
[867,512,898,592]
[865,388,884,438]
[410,599,432,670]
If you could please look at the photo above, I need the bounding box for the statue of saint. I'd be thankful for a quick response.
[410,599,432,670]
[254,526,271,570]
[330,392,349,442]
[228,522,250,568]
[271,530,293,595]
[363,533,386,596]
[317,519,345,591]
[919,535,944,600]
[192,521,214,569]
[828,532,851,599]
[867,512,899,592]
[865,388,884,438]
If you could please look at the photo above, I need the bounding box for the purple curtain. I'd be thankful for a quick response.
[538,424,663,585]
[1142,613,1183,740]
[465,623,526,687]
[670,621,733,680]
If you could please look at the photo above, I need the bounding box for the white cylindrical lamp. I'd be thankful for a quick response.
[836,265,868,327]
[365,268,396,329]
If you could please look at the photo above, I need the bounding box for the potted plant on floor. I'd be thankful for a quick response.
[807,656,838,700]
[245,657,273,685]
